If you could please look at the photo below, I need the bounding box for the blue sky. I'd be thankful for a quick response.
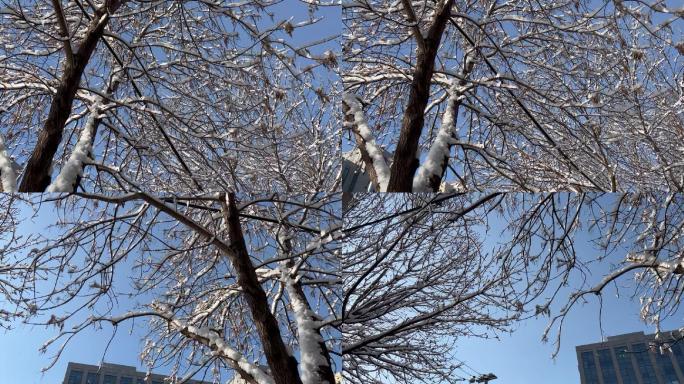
[5,196,682,384]
[0,203,152,384]
[457,280,683,384]
[455,201,684,384]
[0,192,343,384]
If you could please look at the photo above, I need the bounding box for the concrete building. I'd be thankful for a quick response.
[576,330,684,384]
[62,362,210,384]
[342,149,373,192]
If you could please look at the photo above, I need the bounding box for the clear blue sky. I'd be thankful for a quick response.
[457,281,683,384]
[0,1,342,381]
[456,205,684,384]
[0,202,155,384]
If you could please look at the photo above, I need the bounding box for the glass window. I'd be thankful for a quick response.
[86,373,100,384]
[120,378,133,384]
[581,351,600,384]
[103,375,117,384]
[598,348,619,384]
[135,379,145,384]
[633,343,660,384]
[614,346,639,384]
[655,347,680,384]
[68,370,84,384]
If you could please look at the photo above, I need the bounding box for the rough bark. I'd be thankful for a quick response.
[223,193,303,384]
[19,2,121,191]
[387,0,455,192]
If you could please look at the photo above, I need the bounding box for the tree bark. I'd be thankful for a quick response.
[387,0,455,192]
[223,193,303,384]
[19,2,121,191]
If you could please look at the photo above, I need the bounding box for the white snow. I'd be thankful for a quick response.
[183,324,274,384]
[0,132,16,192]
[154,303,274,384]
[342,93,390,191]
[412,82,463,192]
[46,100,101,192]
[280,268,328,384]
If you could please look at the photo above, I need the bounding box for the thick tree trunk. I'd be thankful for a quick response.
[387,0,454,192]
[224,193,304,384]
[19,3,120,191]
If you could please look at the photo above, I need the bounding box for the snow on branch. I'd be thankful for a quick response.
[342,93,390,191]
[0,132,16,192]
[281,268,328,384]
[412,81,464,192]
[154,304,275,384]
[45,103,100,192]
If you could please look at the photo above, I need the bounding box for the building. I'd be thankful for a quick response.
[63,362,210,384]
[576,330,684,384]
[342,149,373,192]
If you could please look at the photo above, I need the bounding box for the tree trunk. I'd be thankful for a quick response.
[19,3,119,191]
[224,193,304,384]
[387,0,454,192]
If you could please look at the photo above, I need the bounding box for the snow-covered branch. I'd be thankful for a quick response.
[412,81,465,192]
[342,93,390,191]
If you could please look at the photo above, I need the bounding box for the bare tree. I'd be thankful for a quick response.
[0,0,339,193]
[343,0,684,192]
[342,192,684,383]
[1,192,342,384]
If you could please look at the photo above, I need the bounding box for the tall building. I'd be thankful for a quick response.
[577,330,684,384]
[62,362,210,384]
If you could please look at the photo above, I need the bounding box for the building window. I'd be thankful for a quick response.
[655,347,680,384]
[103,374,118,384]
[598,348,619,384]
[581,351,600,384]
[68,370,84,384]
[614,346,639,384]
[633,343,660,384]
[86,372,100,384]
[135,379,145,384]
[120,377,133,384]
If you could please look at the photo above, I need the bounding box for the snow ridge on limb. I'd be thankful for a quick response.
[278,227,336,384]
[342,93,390,191]
[153,304,274,384]
[0,132,16,192]
[412,80,463,192]
[281,268,330,384]
[45,101,100,192]
[47,72,122,192]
